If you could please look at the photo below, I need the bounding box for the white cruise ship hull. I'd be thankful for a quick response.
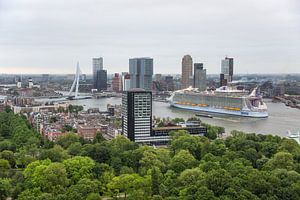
[170,103,268,118]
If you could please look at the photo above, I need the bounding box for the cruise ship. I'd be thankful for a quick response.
[168,86,268,118]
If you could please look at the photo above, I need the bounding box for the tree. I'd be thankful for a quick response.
[67,142,82,156]
[120,166,134,174]
[178,168,204,187]
[15,150,36,168]
[151,167,161,196]
[92,163,115,194]
[0,178,12,200]
[121,148,144,173]
[160,170,178,197]
[171,118,185,124]
[157,121,165,127]
[90,143,112,164]
[68,105,84,114]
[279,138,299,153]
[39,145,69,162]
[199,161,220,173]
[109,136,139,173]
[63,156,95,184]
[263,152,295,171]
[0,150,15,168]
[170,150,198,173]
[186,117,201,122]
[86,193,101,200]
[40,162,69,194]
[67,178,100,200]
[170,131,202,159]
[93,132,105,143]
[260,142,278,158]
[0,159,10,178]
[206,127,218,140]
[107,173,150,198]
[4,106,13,113]
[205,139,226,157]
[139,148,165,175]
[0,140,16,152]
[23,159,68,194]
[246,170,275,197]
[202,123,223,140]
[17,188,43,200]
[205,169,232,196]
[56,133,80,149]
[61,125,75,133]
[180,186,217,200]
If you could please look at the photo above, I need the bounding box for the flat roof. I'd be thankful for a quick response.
[152,126,204,131]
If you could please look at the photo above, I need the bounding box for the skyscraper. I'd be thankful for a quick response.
[122,90,152,142]
[95,69,107,91]
[93,57,103,88]
[220,57,234,86]
[129,57,153,90]
[181,55,193,89]
[193,63,207,91]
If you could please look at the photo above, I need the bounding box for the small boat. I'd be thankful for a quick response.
[195,113,213,118]
[67,96,92,100]
[287,130,300,138]
[287,130,300,144]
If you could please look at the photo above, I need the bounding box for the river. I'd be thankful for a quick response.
[67,97,300,137]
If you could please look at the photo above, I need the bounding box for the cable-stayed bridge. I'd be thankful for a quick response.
[66,62,92,100]
[34,63,92,103]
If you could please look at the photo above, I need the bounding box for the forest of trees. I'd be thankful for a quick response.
[1,109,300,200]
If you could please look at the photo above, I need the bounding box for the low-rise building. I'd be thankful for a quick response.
[77,125,105,140]
[47,130,65,141]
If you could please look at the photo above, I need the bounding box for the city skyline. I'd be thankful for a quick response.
[0,0,300,74]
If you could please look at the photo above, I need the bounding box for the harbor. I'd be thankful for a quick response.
[64,97,300,138]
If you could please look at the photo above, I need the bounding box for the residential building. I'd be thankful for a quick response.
[165,75,174,91]
[123,73,131,91]
[77,125,105,141]
[47,130,65,141]
[112,73,122,92]
[28,78,33,88]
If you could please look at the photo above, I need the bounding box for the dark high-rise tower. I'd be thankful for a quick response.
[93,57,103,88]
[129,58,153,90]
[193,63,207,91]
[95,69,107,91]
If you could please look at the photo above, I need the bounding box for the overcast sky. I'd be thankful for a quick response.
[0,0,299,75]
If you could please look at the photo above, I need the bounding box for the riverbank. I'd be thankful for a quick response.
[62,97,299,137]
[273,96,300,110]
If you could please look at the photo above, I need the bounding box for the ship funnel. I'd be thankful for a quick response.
[249,87,258,97]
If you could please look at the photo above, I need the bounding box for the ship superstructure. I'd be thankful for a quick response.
[168,86,268,118]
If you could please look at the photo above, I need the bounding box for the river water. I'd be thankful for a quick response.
[69,97,300,137]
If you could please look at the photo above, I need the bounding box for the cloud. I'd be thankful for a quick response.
[0,0,299,74]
